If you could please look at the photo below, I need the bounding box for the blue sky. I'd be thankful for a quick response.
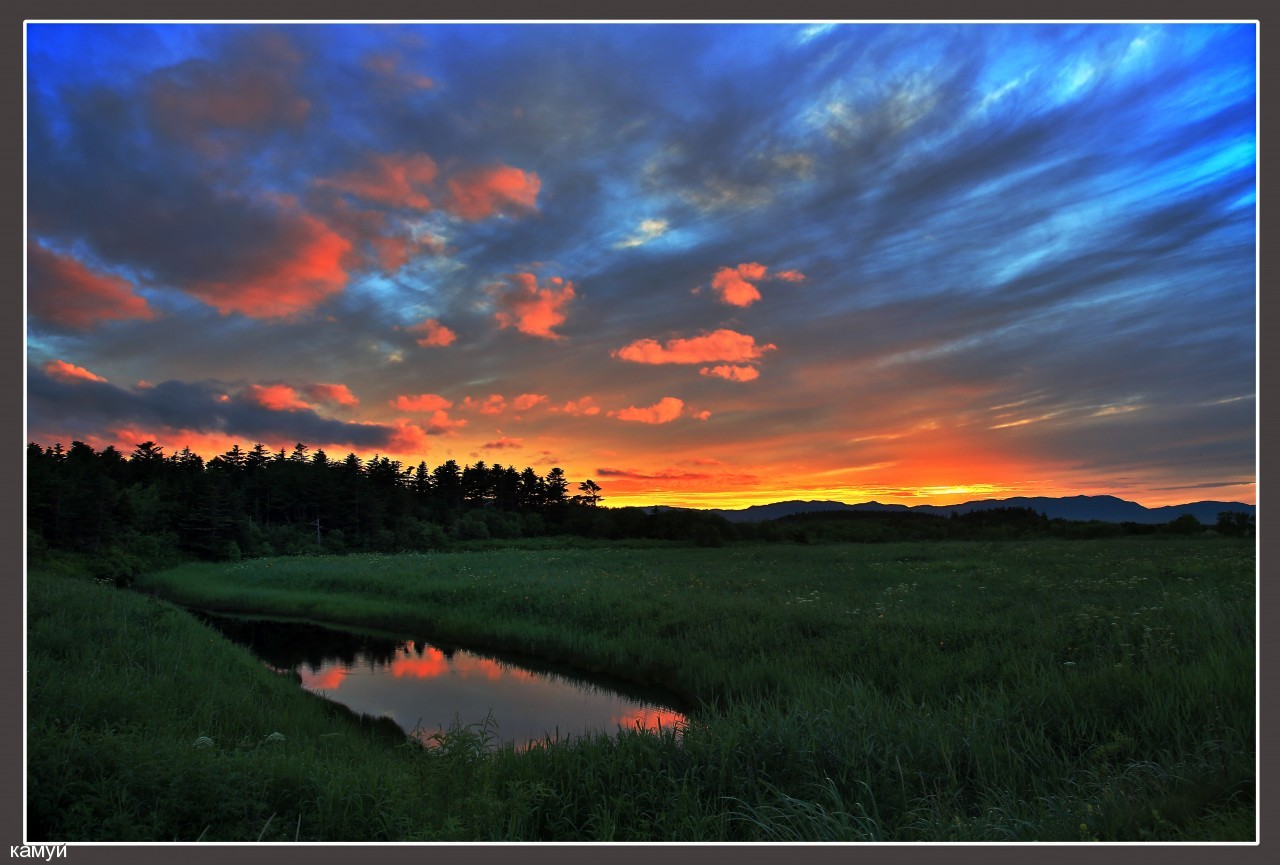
[25,22,1256,507]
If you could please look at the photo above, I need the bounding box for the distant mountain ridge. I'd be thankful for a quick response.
[681,495,1255,525]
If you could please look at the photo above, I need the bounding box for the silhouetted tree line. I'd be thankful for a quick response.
[27,440,1254,583]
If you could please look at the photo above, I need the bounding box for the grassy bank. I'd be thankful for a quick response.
[30,537,1255,841]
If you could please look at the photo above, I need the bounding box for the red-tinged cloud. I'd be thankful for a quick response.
[609,397,685,424]
[613,329,776,364]
[483,435,523,450]
[318,152,439,210]
[246,384,313,412]
[512,393,548,411]
[560,396,601,416]
[710,262,767,307]
[28,241,156,330]
[306,383,359,407]
[44,359,107,384]
[774,269,806,282]
[444,165,541,220]
[700,364,760,382]
[146,31,311,150]
[363,53,435,90]
[391,393,453,413]
[136,380,155,390]
[694,410,712,420]
[491,273,575,340]
[463,394,507,415]
[386,420,432,456]
[186,211,351,318]
[425,410,467,435]
[407,318,457,347]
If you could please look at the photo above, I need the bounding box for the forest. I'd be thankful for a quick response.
[26,439,1254,585]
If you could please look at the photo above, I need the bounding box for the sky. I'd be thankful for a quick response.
[24,22,1257,509]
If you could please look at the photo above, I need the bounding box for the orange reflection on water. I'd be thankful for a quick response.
[299,665,349,691]
[389,646,450,679]
[612,705,686,733]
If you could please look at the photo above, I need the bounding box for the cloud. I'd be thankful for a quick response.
[709,262,768,307]
[616,218,669,248]
[613,329,776,364]
[491,273,576,339]
[700,364,760,382]
[512,393,548,411]
[363,52,435,91]
[407,318,457,347]
[443,165,541,220]
[483,435,523,450]
[245,384,314,412]
[609,396,685,424]
[184,207,352,319]
[705,262,805,306]
[44,359,108,384]
[424,410,467,434]
[317,152,439,209]
[306,383,359,406]
[559,396,601,416]
[27,370,403,452]
[27,241,155,331]
[390,393,453,412]
[385,419,432,456]
[145,30,310,153]
[462,394,507,415]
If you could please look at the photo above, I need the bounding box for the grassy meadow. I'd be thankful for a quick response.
[28,537,1255,841]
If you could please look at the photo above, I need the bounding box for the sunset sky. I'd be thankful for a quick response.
[25,22,1256,509]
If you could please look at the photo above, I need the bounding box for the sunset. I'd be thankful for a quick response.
[25,20,1257,846]
[26,22,1255,510]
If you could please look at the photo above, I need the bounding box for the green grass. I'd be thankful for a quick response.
[29,537,1255,841]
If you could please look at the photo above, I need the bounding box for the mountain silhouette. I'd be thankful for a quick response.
[687,495,1254,524]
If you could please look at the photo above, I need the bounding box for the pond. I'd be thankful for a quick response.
[197,612,688,750]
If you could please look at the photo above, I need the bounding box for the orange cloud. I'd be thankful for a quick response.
[391,393,453,413]
[613,329,776,364]
[512,393,548,411]
[700,364,760,382]
[694,410,712,420]
[463,394,507,415]
[407,318,457,347]
[774,269,806,282]
[560,396,601,416]
[709,262,767,307]
[424,410,467,434]
[27,241,155,330]
[186,211,350,319]
[306,383,359,406]
[444,165,541,220]
[610,397,685,424]
[483,435,523,450]
[318,152,439,209]
[386,420,432,456]
[245,384,313,412]
[491,273,575,339]
[44,359,107,384]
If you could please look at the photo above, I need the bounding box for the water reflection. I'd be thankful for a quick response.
[198,613,686,749]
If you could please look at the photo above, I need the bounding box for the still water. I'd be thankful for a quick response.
[199,613,687,750]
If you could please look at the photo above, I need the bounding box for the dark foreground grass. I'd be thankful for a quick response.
[29,537,1255,841]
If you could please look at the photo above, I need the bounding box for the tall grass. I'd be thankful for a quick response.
[30,537,1254,841]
